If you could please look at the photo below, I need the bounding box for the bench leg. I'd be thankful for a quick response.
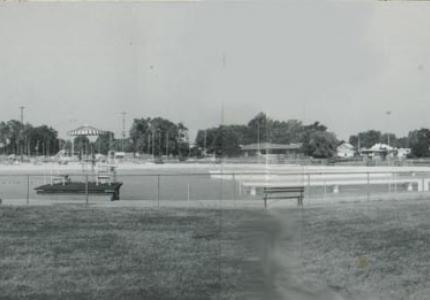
[298,193,304,208]
[264,196,267,209]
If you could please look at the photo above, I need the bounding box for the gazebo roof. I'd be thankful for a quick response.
[68,125,106,137]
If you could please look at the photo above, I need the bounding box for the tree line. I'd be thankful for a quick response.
[194,112,338,158]
[2,113,430,159]
[349,129,430,158]
[0,116,191,158]
[0,121,130,157]
[0,120,61,156]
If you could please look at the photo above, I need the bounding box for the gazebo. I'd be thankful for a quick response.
[68,125,106,162]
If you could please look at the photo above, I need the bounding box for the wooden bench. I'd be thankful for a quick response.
[263,186,304,208]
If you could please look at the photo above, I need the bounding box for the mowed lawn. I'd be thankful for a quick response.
[5,200,430,300]
[0,205,281,300]
[276,199,430,299]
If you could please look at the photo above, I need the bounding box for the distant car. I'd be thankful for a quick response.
[95,154,107,162]
[154,157,164,164]
[114,152,125,159]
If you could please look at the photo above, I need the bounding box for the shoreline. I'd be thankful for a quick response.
[0,161,430,174]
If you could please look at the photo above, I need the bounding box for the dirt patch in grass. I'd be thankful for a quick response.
[0,205,283,300]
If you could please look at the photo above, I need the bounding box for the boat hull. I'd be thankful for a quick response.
[35,182,123,200]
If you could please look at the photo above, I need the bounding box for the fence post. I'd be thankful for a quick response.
[85,174,89,205]
[367,172,370,201]
[388,172,392,194]
[232,173,236,201]
[323,178,327,199]
[26,175,30,205]
[157,175,160,208]
[394,172,397,193]
[187,183,190,201]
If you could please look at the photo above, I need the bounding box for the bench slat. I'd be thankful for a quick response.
[264,187,304,191]
[263,190,303,193]
[264,186,304,189]
[265,196,303,200]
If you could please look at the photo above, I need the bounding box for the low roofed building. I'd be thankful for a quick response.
[240,142,303,158]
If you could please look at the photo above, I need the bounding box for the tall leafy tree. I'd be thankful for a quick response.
[247,112,273,144]
[94,131,114,154]
[129,117,189,156]
[30,125,60,156]
[349,130,382,149]
[195,126,242,157]
[305,131,338,158]
[6,120,23,155]
[301,122,338,158]
[129,118,151,154]
[409,128,430,157]
[0,121,12,153]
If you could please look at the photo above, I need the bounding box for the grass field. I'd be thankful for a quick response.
[0,205,282,300]
[275,199,430,299]
[4,200,430,299]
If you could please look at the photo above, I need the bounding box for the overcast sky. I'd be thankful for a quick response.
[1,1,430,141]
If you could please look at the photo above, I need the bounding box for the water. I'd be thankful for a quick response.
[0,167,419,204]
[0,169,240,202]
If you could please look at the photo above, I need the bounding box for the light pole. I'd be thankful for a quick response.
[386,110,391,147]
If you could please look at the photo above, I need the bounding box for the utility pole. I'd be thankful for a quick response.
[19,106,24,162]
[121,112,126,152]
[386,110,391,147]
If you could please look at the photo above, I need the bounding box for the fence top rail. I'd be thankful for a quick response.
[0,170,429,177]
[263,186,304,191]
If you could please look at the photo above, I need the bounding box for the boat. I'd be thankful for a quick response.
[35,165,123,201]
[34,180,122,201]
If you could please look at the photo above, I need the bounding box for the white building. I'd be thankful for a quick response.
[336,142,355,158]
[361,143,395,160]
[396,148,411,159]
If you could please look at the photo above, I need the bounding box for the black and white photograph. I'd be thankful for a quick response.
[1,1,430,299]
